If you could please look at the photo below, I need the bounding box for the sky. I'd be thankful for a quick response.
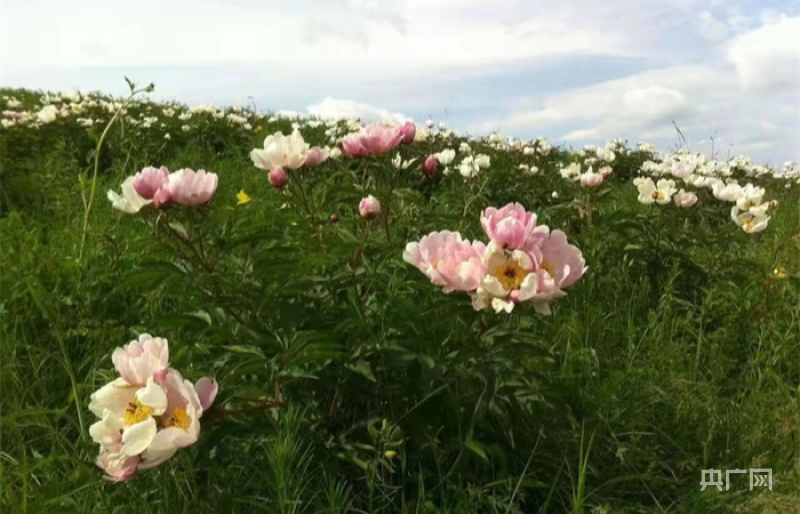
[1,0,799,164]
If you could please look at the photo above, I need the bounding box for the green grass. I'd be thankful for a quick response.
[1,86,799,513]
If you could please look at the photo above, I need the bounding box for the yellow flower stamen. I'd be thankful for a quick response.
[540,260,555,277]
[651,190,664,201]
[124,400,154,426]
[163,407,191,429]
[493,261,529,290]
[743,219,756,231]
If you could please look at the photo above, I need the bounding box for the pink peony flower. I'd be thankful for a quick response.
[164,169,218,206]
[403,231,486,293]
[112,334,170,386]
[304,146,328,167]
[268,167,288,189]
[580,171,604,188]
[139,369,206,469]
[359,195,382,219]
[517,230,587,314]
[399,121,416,144]
[673,189,698,208]
[97,444,141,482]
[480,203,548,256]
[342,123,404,157]
[423,155,438,177]
[133,166,169,200]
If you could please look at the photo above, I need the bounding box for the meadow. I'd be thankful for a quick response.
[1,82,798,513]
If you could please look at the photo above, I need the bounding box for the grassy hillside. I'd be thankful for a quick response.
[1,84,798,513]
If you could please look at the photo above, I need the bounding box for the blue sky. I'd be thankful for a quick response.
[2,0,798,164]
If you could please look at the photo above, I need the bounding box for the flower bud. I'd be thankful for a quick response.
[384,450,397,460]
[268,168,288,189]
[422,155,438,177]
[400,121,416,144]
[359,195,381,219]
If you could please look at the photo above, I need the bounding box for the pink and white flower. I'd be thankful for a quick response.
[404,204,585,315]
[112,334,170,386]
[89,336,218,481]
[341,123,404,157]
[403,231,486,293]
[673,189,698,208]
[480,202,548,256]
[132,167,169,200]
[163,169,218,207]
[359,195,382,219]
[107,176,152,214]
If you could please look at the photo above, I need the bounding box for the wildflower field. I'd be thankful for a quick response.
[1,83,798,513]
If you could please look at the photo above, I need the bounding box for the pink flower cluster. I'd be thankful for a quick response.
[341,121,415,157]
[89,334,218,481]
[134,166,218,208]
[108,166,218,214]
[403,203,587,314]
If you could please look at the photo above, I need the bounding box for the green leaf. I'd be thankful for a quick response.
[465,439,489,462]
[347,359,376,382]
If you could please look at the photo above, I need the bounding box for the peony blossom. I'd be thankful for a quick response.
[108,176,152,214]
[89,377,168,476]
[403,231,486,293]
[341,123,404,157]
[673,189,698,208]
[458,154,491,178]
[580,170,604,188]
[637,178,676,205]
[434,149,456,165]
[89,337,218,481]
[480,202,548,255]
[163,169,218,207]
[404,204,585,315]
[472,230,586,314]
[37,105,58,123]
[138,369,206,469]
[250,129,310,171]
[712,181,743,202]
[359,195,381,219]
[112,334,170,386]
[133,166,169,200]
[731,206,769,233]
[304,146,328,167]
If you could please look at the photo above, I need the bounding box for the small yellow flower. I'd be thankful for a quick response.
[772,267,788,279]
[384,450,397,460]
[236,190,252,205]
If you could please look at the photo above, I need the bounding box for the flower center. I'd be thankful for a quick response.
[651,190,664,200]
[163,407,191,430]
[124,400,154,426]
[744,218,756,231]
[493,261,529,290]
[540,260,555,277]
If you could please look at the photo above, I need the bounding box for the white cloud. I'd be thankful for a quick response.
[307,97,406,122]
[0,0,628,78]
[727,16,800,92]
[481,67,710,131]
[479,62,799,164]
